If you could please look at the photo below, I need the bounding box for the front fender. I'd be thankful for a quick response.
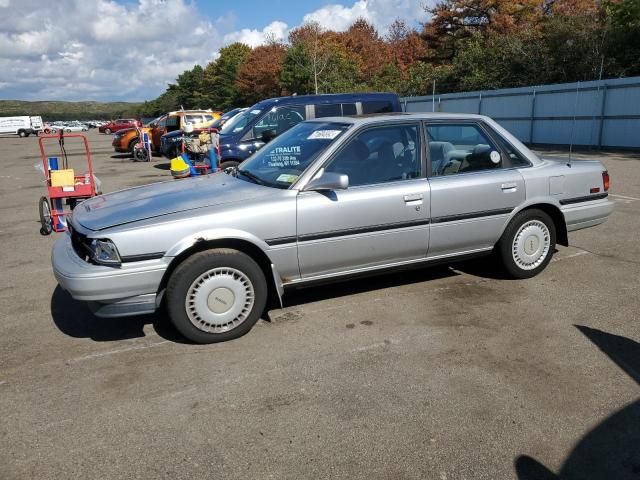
[165,228,271,258]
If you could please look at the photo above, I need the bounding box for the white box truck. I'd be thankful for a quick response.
[0,116,43,137]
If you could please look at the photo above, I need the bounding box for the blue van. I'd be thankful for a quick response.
[160,92,401,168]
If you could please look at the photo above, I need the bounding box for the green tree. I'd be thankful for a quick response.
[279,43,314,94]
[201,43,251,110]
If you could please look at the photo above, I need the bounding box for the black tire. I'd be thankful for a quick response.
[39,196,53,235]
[18,130,26,138]
[104,128,112,135]
[133,148,149,162]
[44,128,50,134]
[219,160,240,171]
[166,248,267,344]
[65,129,71,133]
[497,208,556,279]
[129,138,139,156]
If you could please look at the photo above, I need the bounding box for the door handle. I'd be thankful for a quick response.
[501,183,517,192]
[403,194,423,202]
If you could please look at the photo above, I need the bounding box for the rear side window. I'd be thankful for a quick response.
[315,104,341,118]
[362,101,393,114]
[185,114,204,124]
[315,103,358,118]
[427,123,504,176]
[342,103,357,115]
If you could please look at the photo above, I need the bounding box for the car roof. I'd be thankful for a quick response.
[251,92,398,109]
[168,110,213,115]
[309,112,488,124]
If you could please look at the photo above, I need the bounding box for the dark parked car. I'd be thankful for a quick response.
[161,93,402,168]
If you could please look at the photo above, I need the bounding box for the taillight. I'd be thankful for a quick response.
[602,171,610,192]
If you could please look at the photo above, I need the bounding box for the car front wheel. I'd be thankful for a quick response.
[497,209,556,279]
[104,128,111,135]
[166,248,267,343]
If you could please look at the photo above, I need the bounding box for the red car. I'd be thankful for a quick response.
[99,118,141,134]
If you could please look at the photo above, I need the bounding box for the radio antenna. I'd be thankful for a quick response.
[568,81,580,167]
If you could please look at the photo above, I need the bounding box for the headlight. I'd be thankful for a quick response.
[90,239,121,266]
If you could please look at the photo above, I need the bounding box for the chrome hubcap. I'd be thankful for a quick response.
[512,220,551,270]
[185,267,254,333]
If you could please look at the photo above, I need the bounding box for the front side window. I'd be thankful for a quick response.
[253,105,306,139]
[426,123,503,176]
[236,121,351,189]
[324,124,421,187]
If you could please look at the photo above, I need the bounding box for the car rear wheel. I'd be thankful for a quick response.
[166,248,267,344]
[219,160,240,171]
[104,128,111,135]
[497,209,556,279]
[18,130,26,137]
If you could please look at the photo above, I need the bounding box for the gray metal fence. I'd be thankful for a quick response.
[401,76,640,149]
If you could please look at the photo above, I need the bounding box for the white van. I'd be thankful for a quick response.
[0,116,43,137]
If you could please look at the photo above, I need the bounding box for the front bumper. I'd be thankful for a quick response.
[52,234,170,317]
[562,197,615,232]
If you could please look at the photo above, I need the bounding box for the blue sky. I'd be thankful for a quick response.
[0,0,429,101]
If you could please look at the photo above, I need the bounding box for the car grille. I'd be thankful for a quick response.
[68,224,93,263]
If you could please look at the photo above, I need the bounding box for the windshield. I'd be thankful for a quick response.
[235,121,351,189]
[219,108,262,135]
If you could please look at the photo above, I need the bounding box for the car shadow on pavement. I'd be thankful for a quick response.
[515,325,640,480]
[281,264,460,308]
[153,162,171,170]
[50,286,187,343]
[110,153,132,160]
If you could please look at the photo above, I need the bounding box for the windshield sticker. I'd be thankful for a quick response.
[266,145,302,167]
[307,130,342,140]
[276,174,299,184]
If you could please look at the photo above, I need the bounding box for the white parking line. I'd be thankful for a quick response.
[610,193,640,201]
[66,340,170,364]
[552,251,589,262]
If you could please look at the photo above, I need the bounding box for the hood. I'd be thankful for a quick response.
[73,173,269,231]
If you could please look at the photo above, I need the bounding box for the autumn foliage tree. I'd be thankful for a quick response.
[138,1,640,117]
[235,42,287,105]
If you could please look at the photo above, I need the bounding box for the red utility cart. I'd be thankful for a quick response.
[38,133,97,235]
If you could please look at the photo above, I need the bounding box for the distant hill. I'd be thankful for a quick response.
[0,100,143,121]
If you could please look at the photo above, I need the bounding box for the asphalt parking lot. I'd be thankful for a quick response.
[0,131,638,479]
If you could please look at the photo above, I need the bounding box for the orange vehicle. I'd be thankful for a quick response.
[112,110,222,156]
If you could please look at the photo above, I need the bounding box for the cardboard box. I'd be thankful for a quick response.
[50,169,75,187]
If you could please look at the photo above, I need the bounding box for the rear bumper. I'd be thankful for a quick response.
[562,197,614,232]
[52,235,170,317]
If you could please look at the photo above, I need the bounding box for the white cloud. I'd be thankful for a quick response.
[303,0,429,34]
[0,0,431,101]
[223,21,288,48]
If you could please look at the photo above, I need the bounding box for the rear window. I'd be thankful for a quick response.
[362,101,393,114]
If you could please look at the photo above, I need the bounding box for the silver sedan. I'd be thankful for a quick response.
[52,113,614,343]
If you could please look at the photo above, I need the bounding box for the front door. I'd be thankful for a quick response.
[425,121,526,257]
[297,122,429,279]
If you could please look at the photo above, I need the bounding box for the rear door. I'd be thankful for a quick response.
[425,121,525,257]
[297,122,429,278]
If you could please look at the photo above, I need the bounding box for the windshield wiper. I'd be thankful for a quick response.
[237,168,267,186]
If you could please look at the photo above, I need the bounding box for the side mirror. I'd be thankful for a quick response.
[304,170,349,192]
[261,129,277,143]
